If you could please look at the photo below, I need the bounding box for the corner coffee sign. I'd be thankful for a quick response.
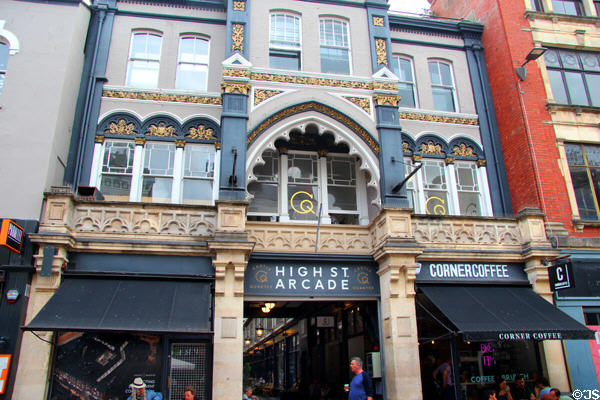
[245,260,379,297]
[416,262,529,284]
[0,220,24,254]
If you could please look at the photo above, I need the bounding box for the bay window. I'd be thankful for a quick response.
[248,151,367,224]
[93,139,217,204]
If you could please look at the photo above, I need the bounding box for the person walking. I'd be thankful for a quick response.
[348,357,374,400]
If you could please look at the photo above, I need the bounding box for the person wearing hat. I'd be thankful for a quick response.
[127,377,163,400]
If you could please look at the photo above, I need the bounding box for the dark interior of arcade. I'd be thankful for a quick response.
[243,300,382,400]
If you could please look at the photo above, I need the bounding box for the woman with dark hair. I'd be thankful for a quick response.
[497,378,514,400]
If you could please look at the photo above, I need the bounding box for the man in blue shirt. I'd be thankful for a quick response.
[127,377,163,400]
[349,357,374,400]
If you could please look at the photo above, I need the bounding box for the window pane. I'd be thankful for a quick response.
[182,179,213,203]
[147,34,162,58]
[458,191,481,216]
[100,175,132,199]
[288,184,318,221]
[248,182,279,213]
[127,60,159,88]
[570,167,598,220]
[184,146,214,178]
[547,70,568,104]
[254,151,279,181]
[0,42,9,71]
[144,144,174,175]
[581,53,600,71]
[288,154,318,183]
[141,176,173,203]
[177,64,208,91]
[544,49,561,67]
[432,87,456,112]
[552,0,582,15]
[585,145,600,166]
[439,62,453,85]
[398,83,416,108]
[320,47,350,74]
[565,143,585,165]
[585,74,600,107]
[327,186,357,211]
[399,58,414,82]
[270,53,300,70]
[102,142,135,173]
[429,62,441,85]
[560,51,581,70]
[424,191,449,215]
[565,71,589,105]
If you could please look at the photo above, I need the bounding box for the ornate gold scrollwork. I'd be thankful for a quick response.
[254,89,283,106]
[223,68,251,78]
[402,141,411,154]
[425,196,447,215]
[398,111,479,125]
[232,24,245,52]
[222,82,251,94]
[373,16,385,26]
[146,122,176,137]
[375,39,388,66]
[452,143,475,157]
[102,90,222,105]
[373,94,400,106]
[343,96,371,114]
[420,140,444,155]
[95,135,105,143]
[105,119,137,135]
[175,140,186,148]
[290,191,316,215]
[188,125,216,140]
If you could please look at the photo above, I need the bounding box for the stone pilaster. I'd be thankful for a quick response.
[372,208,424,400]
[209,201,253,400]
[11,245,67,400]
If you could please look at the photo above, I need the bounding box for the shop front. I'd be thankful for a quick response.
[242,254,382,400]
[22,253,214,400]
[415,261,594,400]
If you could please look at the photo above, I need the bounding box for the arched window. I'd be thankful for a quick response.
[391,55,417,108]
[176,36,210,91]
[319,18,351,75]
[428,60,457,112]
[270,13,301,70]
[126,31,162,88]
[0,41,9,94]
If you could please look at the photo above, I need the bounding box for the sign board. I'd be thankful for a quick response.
[316,316,335,328]
[245,260,379,297]
[0,354,11,395]
[0,220,24,254]
[416,262,529,284]
[549,261,574,291]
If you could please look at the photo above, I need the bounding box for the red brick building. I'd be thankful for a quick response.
[430,0,600,390]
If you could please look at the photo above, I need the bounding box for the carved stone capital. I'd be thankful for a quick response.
[373,94,400,107]
[221,82,251,95]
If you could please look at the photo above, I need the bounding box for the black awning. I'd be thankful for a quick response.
[419,285,594,341]
[24,277,212,334]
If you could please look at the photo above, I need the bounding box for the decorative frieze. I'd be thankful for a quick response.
[249,72,397,91]
[146,122,176,137]
[254,89,284,106]
[223,68,251,79]
[373,94,400,106]
[399,111,479,125]
[187,124,216,140]
[412,218,522,246]
[222,82,251,95]
[343,96,371,114]
[103,89,222,105]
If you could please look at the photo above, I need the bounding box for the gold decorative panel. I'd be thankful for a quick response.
[399,111,479,125]
[232,24,244,53]
[223,68,251,79]
[343,96,371,114]
[222,82,251,94]
[104,119,136,135]
[233,0,245,11]
[373,16,385,26]
[373,94,400,106]
[254,89,284,106]
[146,122,176,137]
[249,72,397,91]
[420,140,443,155]
[452,143,476,157]
[375,38,388,66]
[103,90,222,105]
[187,125,216,140]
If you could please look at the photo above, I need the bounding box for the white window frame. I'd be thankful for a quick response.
[90,139,219,204]
[248,151,368,225]
[0,41,8,94]
[126,31,163,89]
[176,35,210,91]
[405,158,492,217]
[319,17,352,75]
[269,12,302,71]
[428,59,459,113]
[392,54,418,108]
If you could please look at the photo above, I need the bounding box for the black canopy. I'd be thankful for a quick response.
[24,276,212,334]
[419,285,594,341]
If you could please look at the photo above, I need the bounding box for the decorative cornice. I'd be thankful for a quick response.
[104,119,137,135]
[232,23,244,53]
[375,38,388,66]
[373,16,385,27]
[343,96,371,114]
[373,94,400,107]
[187,124,216,140]
[254,89,284,106]
[222,82,251,94]
[103,89,222,105]
[248,101,380,154]
[249,72,397,91]
[223,68,252,79]
[399,111,479,125]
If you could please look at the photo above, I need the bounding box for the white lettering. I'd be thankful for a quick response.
[328,280,336,290]
[299,267,307,277]
[302,279,310,289]
[275,279,285,289]
[331,267,338,277]
[342,267,349,278]
[315,280,324,290]
[289,279,296,290]
[341,280,348,290]
[314,267,322,277]
[557,266,564,281]
[275,266,285,276]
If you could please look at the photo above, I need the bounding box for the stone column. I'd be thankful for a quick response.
[518,210,570,392]
[372,208,423,400]
[11,245,67,400]
[209,201,253,400]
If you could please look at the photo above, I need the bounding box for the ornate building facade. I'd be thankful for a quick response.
[4,0,594,399]
[431,0,600,389]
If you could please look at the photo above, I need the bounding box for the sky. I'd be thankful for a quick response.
[388,0,431,14]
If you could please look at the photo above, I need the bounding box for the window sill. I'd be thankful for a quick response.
[546,102,600,114]
[573,219,600,231]
[524,10,600,23]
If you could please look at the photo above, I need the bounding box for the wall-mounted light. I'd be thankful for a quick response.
[261,302,276,314]
[244,337,251,346]
[256,327,264,337]
[516,47,547,81]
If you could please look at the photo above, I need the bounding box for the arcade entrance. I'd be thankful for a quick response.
[243,300,382,400]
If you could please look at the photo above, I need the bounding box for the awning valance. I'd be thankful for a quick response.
[419,285,594,341]
[24,277,212,334]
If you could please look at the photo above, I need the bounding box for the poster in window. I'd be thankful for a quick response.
[50,332,162,400]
